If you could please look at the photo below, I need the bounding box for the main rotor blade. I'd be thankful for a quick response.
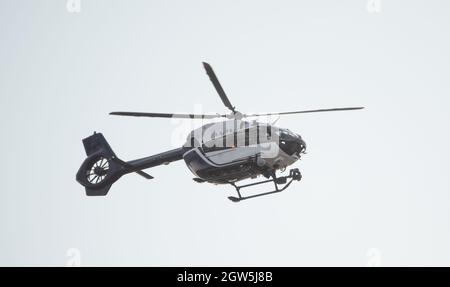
[203,62,236,113]
[244,107,364,117]
[110,111,226,119]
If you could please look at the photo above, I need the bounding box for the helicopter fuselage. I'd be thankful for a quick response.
[181,120,306,184]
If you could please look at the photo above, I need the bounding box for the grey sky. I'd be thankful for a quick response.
[1,0,449,266]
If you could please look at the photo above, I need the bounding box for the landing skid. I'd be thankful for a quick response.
[227,168,302,202]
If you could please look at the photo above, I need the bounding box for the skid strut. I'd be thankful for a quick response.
[227,168,302,202]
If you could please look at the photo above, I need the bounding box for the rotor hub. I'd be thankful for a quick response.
[227,111,244,120]
[94,166,108,176]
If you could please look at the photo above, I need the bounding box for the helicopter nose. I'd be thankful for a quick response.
[297,137,306,154]
[279,132,306,156]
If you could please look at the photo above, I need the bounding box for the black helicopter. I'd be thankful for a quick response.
[76,62,363,202]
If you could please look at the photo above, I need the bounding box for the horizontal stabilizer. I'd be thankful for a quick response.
[112,157,154,179]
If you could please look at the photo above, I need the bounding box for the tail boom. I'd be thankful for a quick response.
[76,132,186,196]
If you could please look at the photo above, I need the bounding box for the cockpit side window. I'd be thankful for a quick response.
[266,125,272,139]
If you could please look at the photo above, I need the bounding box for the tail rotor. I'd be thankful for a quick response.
[76,133,125,196]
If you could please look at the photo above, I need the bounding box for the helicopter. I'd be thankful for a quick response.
[76,62,363,202]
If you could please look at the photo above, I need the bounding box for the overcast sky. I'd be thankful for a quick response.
[1,0,450,266]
